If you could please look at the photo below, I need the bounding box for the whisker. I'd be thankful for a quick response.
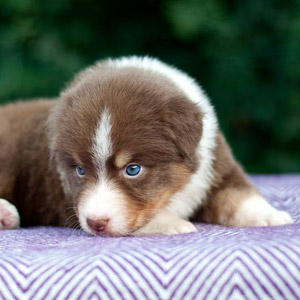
[64,214,78,228]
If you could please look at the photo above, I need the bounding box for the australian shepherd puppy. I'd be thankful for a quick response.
[0,56,293,235]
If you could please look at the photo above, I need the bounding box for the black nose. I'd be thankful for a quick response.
[86,218,109,233]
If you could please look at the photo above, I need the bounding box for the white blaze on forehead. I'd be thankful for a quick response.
[93,108,113,171]
[78,179,128,234]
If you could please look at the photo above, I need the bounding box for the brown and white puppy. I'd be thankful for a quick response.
[0,56,293,235]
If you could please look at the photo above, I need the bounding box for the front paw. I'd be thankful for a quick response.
[133,216,197,236]
[232,195,293,227]
[158,219,197,235]
[0,198,20,229]
[250,210,293,226]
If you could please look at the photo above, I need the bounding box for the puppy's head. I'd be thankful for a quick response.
[48,58,202,235]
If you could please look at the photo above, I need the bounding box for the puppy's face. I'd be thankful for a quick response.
[49,67,202,235]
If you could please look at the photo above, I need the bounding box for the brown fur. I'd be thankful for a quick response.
[0,100,71,226]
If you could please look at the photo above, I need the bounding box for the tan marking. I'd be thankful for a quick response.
[72,153,84,167]
[115,152,132,169]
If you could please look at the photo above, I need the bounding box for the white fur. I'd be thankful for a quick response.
[231,195,293,227]
[105,56,218,219]
[93,108,112,172]
[133,208,197,236]
[0,198,20,229]
[78,179,129,235]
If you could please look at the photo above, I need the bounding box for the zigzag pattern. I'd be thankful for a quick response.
[0,175,299,299]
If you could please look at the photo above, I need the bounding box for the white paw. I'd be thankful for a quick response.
[133,211,197,236]
[0,198,20,229]
[253,210,293,226]
[161,219,197,235]
[232,195,293,227]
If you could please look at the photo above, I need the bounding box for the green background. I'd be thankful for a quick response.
[1,0,299,173]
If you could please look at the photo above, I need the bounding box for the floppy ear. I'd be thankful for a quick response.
[47,101,60,160]
[46,100,74,197]
[163,98,203,160]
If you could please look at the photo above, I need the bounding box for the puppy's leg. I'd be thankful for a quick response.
[202,165,293,227]
[0,171,19,229]
[200,132,293,227]
[0,198,20,229]
[133,208,197,236]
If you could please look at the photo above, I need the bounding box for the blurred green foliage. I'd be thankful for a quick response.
[0,0,299,173]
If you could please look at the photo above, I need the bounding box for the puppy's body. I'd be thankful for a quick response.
[0,57,293,235]
[0,100,68,226]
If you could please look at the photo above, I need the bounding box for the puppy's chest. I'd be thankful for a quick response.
[167,169,210,219]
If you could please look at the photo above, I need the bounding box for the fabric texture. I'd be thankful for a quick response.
[0,175,299,299]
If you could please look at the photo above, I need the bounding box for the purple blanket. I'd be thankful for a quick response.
[0,175,299,299]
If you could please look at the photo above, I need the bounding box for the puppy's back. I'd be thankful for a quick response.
[0,100,67,226]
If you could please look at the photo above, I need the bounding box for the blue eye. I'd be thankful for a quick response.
[125,164,141,177]
[76,165,85,177]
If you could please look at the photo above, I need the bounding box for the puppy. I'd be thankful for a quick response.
[0,56,293,235]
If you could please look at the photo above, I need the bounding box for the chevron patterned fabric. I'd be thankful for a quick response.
[0,175,299,299]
